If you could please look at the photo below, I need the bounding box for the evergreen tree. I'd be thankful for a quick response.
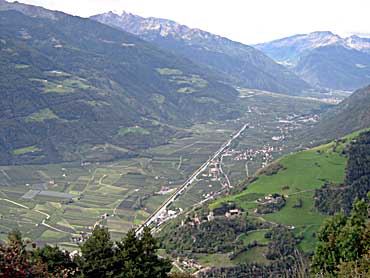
[35,244,78,276]
[115,229,143,277]
[311,213,347,275]
[311,197,370,277]
[79,226,115,278]
[115,227,171,278]
[78,226,172,278]
[140,227,172,277]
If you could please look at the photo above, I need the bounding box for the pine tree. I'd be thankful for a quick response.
[115,227,171,278]
[79,226,172,277]
[80,226,115,278]
[311,197,370,276]
[35,244,78,276]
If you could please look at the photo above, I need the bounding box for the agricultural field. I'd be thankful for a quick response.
[0,122,237,248]
[209,129,363,253]
[170,89,328,210]
[0,90,328,248]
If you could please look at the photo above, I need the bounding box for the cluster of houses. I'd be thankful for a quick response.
[232,145,280,163]
[256,194,281,205]
[155,208,182,226]
[180,206,242,229]
[155,186,175,195]
[201,159,221,182]
[277,114,320,133]
[278,113,319,124]
[274,114,320,139]
[201,191,215,200]
[224,208,241,218]
[71,231,89,244]
[178,258,202,271]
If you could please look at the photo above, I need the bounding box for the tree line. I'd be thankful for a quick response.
[315,131,370,215]
[0,226,192,278]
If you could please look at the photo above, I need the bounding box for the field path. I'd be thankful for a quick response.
[177,156,183,170]
[0,198,29,209]
[41,221,72,234]
[1,169,11,181]
[0,198,73,235]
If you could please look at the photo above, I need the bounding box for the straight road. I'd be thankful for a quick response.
[136,123,248,235]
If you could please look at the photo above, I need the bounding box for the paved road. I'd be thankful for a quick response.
[136,123,248,235]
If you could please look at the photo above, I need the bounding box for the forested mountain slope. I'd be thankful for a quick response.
[0,5,240,165]
[293,45,370,90]
[92,12,311,96]
[306,85,370,141]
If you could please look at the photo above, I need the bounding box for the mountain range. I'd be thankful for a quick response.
[0,1,242,165]
[91,11,311,95]
[255,31,370,90]
[2,0,370,167]
[1,1,370,274]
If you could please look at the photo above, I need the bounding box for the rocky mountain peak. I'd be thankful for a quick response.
[91,10,311,95]
[344,35,370,52]
[309,31,334,36]
[305,31,342,47]
[92,11,217,41]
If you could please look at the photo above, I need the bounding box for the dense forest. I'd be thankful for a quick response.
[315,131,370,215]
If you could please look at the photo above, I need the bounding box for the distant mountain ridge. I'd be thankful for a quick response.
[255,31,370,90]
[255,31,370,63]
[91,11,311,96]
[0,1,241,165]
[0,0,65,19]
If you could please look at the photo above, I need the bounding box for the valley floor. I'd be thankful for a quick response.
[0,89,327,250]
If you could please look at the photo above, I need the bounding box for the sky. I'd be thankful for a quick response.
[8,0,370,44]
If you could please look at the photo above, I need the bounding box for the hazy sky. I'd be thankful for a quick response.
[9,0,370,44]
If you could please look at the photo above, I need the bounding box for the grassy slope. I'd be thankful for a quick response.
[240,229,270,245]
[210,129,369,252]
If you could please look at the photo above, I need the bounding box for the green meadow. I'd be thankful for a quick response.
[209,130,367,251]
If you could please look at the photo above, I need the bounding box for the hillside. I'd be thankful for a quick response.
[306,85,370,140]
[209,133,352,251]
[0,3,241,165]
[255,31,370,90]
[294,45,370,90]
[91,12,311,96]
[159,129,368,272]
